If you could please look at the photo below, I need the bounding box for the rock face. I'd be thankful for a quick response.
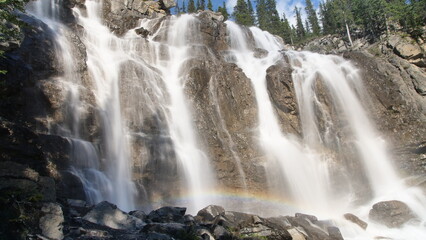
[369,200,416,228]
[1,0,426,238]
[102,0,176,35]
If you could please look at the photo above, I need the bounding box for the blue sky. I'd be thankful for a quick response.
[175,0,321,26]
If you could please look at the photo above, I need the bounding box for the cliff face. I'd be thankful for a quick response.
[0,1,425,237]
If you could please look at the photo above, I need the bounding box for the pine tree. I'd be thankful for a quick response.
[234,0,254,26]
[198,0,205,10]
[295,7,306,40]
[217,2,229,21]
[207,0,213,11]
[247,0,255,25]
[176,1,181,14]
[256,0,267,29]
[305,19,311,34]
[182,1,187,13]
[188,0,196,13]
[280,13,293,44]
[305,0,321,35]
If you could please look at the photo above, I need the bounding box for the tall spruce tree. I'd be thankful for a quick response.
[182,1,186,13]
[188,0,196,13]
[305,0,321,35]
[247,0,256,24]
[198,0,205,10]
[234,0,254,26]
[176,0,181,14]
[256,0,268,29]
[295,7,306,40]
[207,0,213,11]
[280,13,293,44]
[218,2,229,21]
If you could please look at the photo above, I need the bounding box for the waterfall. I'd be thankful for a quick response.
[226,21,335,215]
[226,21,426,239]
[23,0,426,238]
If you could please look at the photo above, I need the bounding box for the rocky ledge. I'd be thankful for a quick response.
[37,201,346,240]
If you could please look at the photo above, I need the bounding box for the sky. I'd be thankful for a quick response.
[175,0,321,27]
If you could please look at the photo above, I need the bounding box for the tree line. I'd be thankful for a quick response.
[175,0,425,45]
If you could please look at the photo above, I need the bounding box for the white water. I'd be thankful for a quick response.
[135,15,217,212]
[226,21,336,215]
[226,22,426,239]
[25,0,426,237]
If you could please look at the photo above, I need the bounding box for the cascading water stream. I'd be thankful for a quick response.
[134,15,217,212]
[23,0,426,237]
[226,21,426,239]
[226,21,335,215]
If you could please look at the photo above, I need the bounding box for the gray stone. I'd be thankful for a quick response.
[197,205,225,222]
[39,176,56,202]
[147,206,186,223]
[39,203,64,240]
[83,201,145,230]
[130,209,147,221]
[213,225,230,239]
[159,0,176,9]
[344,213,368,230]
[327,227,344,240]
[369,200,416,228]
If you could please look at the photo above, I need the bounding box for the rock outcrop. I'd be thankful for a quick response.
[369,200,417,228]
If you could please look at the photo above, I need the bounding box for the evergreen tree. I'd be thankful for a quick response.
[295,7,306,40]
[188,0,196,13]
[247,0,256,24]
[198,0,205,10]
[280,13,293,44]
[233,0,254,26]
[207,0,213,11]
[305,19,311,34]
[256,0,268,29]
[182,1,187,13]
[305,0,321,35]
[256,0,281,35]
[176,1,181,14]
[217,2,229,21]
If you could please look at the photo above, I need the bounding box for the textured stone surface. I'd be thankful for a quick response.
[369,200,416,228]
[83,201,145,230]
[39,203,64,240]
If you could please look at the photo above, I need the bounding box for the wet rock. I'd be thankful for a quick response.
[253,48,268,58]
[287,228,307,240]
[213,225,230,239]
[135,27,150,38]
[141,222,190,238]
[369,200,416,228]
[295,213,318,222]
[130,210,148,221]
[344,213,368,230]
[327,226,343,240]
[197,205,225,222]
[39,203,64,240]
[147,206,187,223]
[83,201,145,230]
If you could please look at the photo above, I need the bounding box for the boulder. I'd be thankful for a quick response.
[327,227,344,240]
[196,205,225,222]
[83,201,145,230]
[141,223,189,238]
[39,203,64,240]
[147,206,187,223]
[344,213,368,230]
[369,200,416,228]
[159,0,176,9]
